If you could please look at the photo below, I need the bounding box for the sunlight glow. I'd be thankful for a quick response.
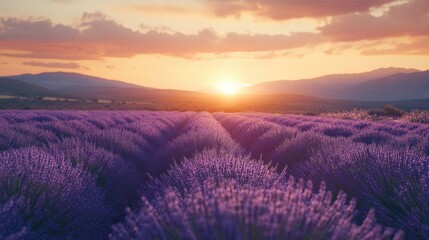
[217,82,240,95]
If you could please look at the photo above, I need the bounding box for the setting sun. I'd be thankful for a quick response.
[217,82,240,95]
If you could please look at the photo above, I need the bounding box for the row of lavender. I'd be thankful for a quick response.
[214,112,429,239]
[0,111,194,239]
[1,111,428,239]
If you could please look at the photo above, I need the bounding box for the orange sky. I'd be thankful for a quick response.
[1,0,429,91]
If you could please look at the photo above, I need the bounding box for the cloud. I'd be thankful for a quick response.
[123,4,205,16]
[81,11,107,22]
[2,1,428,61]
[320,0,429,41]
[49,0,75,3]
[139,24,175,33]
[204,0,395,20]
[0,14,323,60]
[361,37,429,55]
[124,1,399,20]
[22,61,82,69]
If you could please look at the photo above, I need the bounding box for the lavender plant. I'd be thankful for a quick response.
[111,178,402,240]
[152,113,244,175]
[0,197,33,240]
[144,149,287,198]
[0,110,428,239]
[294,143,429,239]
[0,147,112,239]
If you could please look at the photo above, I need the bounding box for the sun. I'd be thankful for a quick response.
[217,82,240,95]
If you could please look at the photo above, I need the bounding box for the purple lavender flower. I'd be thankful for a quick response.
[0,147,112,239]
[112,177,402,240]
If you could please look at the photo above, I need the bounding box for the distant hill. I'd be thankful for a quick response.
[0,78,56,97]
[306,67,420,86]
[1,71,390,112]
[4,72,164,100]
[2,69,429,111]
[1,72,203,102]
[336,70,429,101]
[245,68,421,99]
[6,72,145,91]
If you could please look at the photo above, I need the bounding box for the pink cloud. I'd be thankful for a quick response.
[204,0,395,19]
[320,0,429,41]
[22,61,82,69]
[2,0,429,61]
[50,0,75,3]
[123,4,204,16]
[0,14,322,60]
[362,37,429,55]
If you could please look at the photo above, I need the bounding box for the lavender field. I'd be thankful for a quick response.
[1,111,428,240]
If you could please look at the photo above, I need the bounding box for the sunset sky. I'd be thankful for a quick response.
[1,0,429,91]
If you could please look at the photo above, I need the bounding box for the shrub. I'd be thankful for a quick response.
[402,110,429,124]
[369,108,387,117]
[384,105,405,117]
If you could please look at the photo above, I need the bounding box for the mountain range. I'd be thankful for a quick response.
[1,72,158,101]
[1,67,428,104]
[8,72,143,91]
[244,67,429,101]
[0,78,56,98]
